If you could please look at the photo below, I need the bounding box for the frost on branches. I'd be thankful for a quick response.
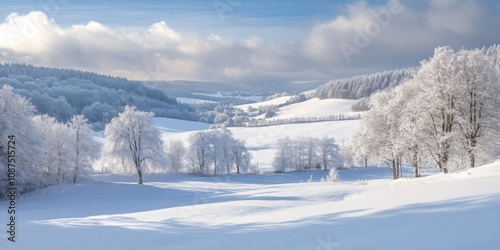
[101,106,164,184]
[0,85,44,197]
[353,46,500,178]
[187,128,252,175]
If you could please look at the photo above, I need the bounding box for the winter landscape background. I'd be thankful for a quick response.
[1,0,500,249]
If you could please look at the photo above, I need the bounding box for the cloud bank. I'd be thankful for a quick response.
[0,0,499,84]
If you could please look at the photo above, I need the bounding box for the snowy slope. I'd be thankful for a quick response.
[236,96,293,111]
[268,98,359,120]
[155,98,361,171]
[177,97,217,104]
[153,117,210,134]
[229,119,360,170]
[156,118,359,172]
[2,163,500,249]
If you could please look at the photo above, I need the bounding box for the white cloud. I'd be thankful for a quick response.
[0,1,499,85]
[427,0,481,35]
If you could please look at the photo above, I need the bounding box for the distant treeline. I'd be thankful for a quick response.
[0,63,197,130]
[315,67,417,100]
[238,114,361,127]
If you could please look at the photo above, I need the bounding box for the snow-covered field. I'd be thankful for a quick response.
[268,98,359,121]
[159,98,361,171]
[176,97,217,104]
[2,163,500,249]
[236,96,293,111]
[6,98,498,249]
[229,120,360,170]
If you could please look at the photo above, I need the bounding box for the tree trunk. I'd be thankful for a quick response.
[391,159,398,180]
[137,168,143,184]
[413,150,420,178]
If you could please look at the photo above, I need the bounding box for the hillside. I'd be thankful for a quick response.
[153,96,361,172]
[315,67,417,100]
[5,160,500,249]
[0,63,197,130]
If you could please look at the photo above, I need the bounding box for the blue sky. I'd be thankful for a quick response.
[0,0,500,84]
[0,0,365,42]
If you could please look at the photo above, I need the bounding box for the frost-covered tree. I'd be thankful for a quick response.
[102,106,164,184]
[34,115,72,184]
[188,131,212,175]
[453,49,500,168]
[165,139,186,173]
[231,139,252,174]
[354,45,500,175]
[0,85,45,197]
[318,137,341,170]
[395,81,426,177]
[273,136,340,172]
[414,46,459,173]
[315,67,417,100]
[305,137,319,170]
[352,90,404,179]
[187,128,251,175]
[67,115,99,183]
[273,137,294,172]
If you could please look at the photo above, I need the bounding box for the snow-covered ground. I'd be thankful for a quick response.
[236,96,293,111]
[268,98,359,121]
[176,97,217,104]
[2,163,500,249]
[45,98,499,249]
[229,119,360,170]
[154,117,210,133]
[158,98,361,171]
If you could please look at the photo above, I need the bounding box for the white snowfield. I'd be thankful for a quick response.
[5,98,497,249]
[156,98,361,171]
[229,119,360,170]
[236,96,293,111]
[267,98,359,121]
[2,163,500,249]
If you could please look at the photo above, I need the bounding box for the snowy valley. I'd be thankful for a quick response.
[1,1,500,248]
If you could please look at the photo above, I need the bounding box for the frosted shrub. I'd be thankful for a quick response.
[326,168,338,182]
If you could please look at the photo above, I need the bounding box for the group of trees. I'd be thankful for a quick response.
[315,67,417,100]
[240,114,361,128]
[0,86,97,198]
[353,46,500,179]
[273,137,341,172]
[99,107,253,181]
[187,129,252,175]
[0,63,197,130]
[0,84,254,191]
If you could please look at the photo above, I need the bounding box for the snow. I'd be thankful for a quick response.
[151,99,361,172]
[269,98,359,120]
[176,97,217,104]
[153,117,210,134]
[2,163,500,249]
[235,96,293,111]
[229,119,360,170]
[24,97,497,249]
